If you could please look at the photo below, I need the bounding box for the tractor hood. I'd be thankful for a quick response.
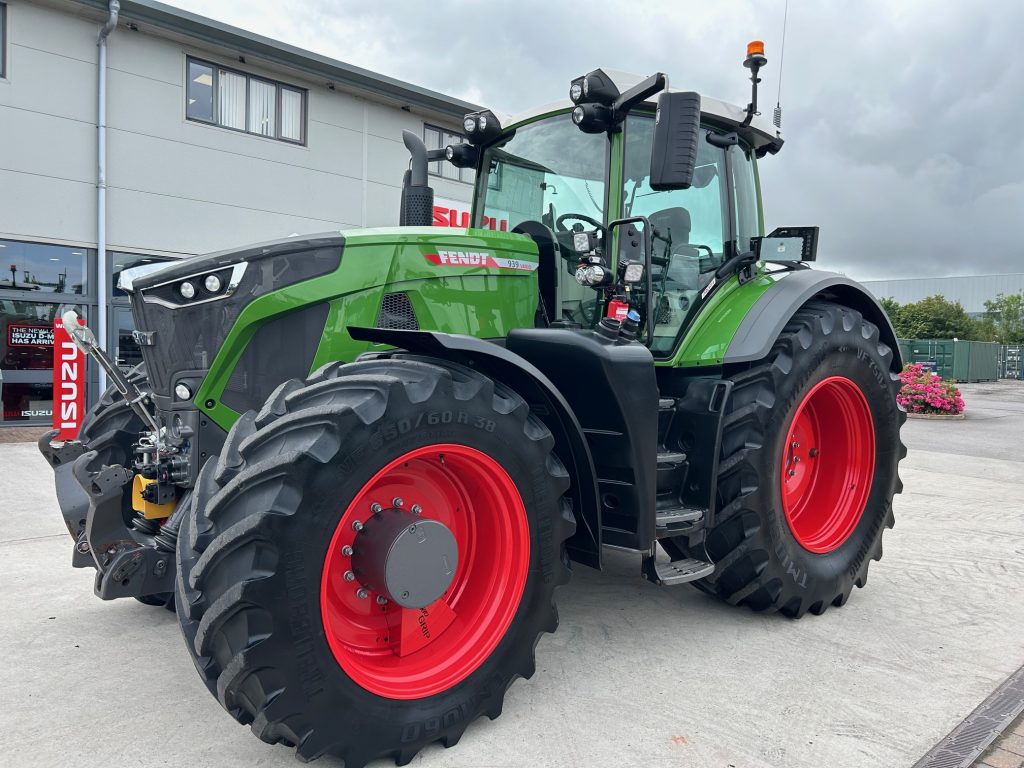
[121,233,345,401]
[121,227,540,415]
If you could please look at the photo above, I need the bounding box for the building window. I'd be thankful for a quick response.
[1,3,7,80]
[185,57,306,144]
[0,239,89,295]
[1,300,87,423]
[424,125,474,184]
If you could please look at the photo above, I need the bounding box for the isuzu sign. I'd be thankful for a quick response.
[53,316,85,440]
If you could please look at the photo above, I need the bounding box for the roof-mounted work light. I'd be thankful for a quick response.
[580,69,619,105]
[462,109,502,145]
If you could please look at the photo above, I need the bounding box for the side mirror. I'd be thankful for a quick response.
[649,91,701,191]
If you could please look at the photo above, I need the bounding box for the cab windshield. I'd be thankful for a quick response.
[478,115,608,232]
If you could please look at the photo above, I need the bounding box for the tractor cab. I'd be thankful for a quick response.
[420,64,786,359]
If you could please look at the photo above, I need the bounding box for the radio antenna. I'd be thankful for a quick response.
[774,0,789,130]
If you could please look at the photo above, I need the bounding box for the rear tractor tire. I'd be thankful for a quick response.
[174,356,574,766]
[669,301,905,617]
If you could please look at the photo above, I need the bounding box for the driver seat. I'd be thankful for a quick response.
[648,207,691,247]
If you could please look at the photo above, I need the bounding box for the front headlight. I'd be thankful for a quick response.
[463,115,477,133]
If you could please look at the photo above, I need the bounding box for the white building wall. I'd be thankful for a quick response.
[862,274,1024,315]
[0,0,474,257]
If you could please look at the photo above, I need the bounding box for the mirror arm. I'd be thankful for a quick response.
[612,73,668,119]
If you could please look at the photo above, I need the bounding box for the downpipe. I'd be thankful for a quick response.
[96,0,120,395]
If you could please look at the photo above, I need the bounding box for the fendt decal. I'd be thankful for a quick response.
[424,250,538,272]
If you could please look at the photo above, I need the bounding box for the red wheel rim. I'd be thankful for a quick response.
[320,444,530,699]
[780,376,876,554]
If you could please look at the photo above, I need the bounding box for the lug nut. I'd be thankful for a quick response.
[341,545,353,556]
[411,504,422,516]
[788,469,796,477]
[392,497,404,508]
[351,520,363,532]
[356,588,369,599]
[791,441,799,449]
[370,502,383,514]
[343,570,355,582]
[793,457,800,463]
[376,595,388,605]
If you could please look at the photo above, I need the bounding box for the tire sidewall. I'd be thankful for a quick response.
[256,384,563,751]
[759,321,901,593]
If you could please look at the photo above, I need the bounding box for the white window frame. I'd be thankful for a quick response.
[424,124,473,184]
[185,56,307,145]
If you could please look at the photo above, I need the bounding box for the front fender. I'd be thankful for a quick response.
[348,326,602,569]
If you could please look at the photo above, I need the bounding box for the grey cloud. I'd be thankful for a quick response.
[168,0,1024,279]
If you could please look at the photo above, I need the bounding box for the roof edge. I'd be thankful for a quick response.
[70,0,482,118]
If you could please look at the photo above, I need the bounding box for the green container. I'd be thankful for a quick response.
[1000,344,1023,380]
[903,339,1000,382]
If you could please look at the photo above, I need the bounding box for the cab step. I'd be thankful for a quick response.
[655,502,704,537]
[641,554,715,586]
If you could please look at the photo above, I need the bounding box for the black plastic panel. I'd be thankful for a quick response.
[506,328,660,551]
[131,237,342,397]
[220,302,331,414]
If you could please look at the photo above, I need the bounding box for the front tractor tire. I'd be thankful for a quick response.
[680,301,905,617]
[174,356,574,766]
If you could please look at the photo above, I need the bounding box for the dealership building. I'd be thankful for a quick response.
[0,0,477,427]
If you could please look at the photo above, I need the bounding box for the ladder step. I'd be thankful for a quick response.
[648,557,715,586]
[656,505,704,526]
[656,450,687,467]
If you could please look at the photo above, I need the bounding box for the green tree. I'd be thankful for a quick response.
[897,295,975,339]
[983,292,1024,343]
[879,297,901,328]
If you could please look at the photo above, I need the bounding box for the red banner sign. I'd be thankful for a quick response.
[52,317,86,440]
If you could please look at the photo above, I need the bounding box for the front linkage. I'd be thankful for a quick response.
[38,311,185,601]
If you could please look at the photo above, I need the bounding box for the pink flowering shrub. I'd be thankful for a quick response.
[896,363,965,415]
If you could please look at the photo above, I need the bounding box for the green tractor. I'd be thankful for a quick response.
[41,45,904,766]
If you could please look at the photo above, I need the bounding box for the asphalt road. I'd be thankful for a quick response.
[1,381,1022,768]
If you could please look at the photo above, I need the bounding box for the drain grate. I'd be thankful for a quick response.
[913,664,1024,768]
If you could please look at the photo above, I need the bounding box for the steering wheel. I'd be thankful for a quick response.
[555,213,603,232]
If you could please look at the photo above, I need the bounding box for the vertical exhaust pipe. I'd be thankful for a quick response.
[399,130,434,227]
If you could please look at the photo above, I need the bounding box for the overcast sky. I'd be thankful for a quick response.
[165,0,1023,280]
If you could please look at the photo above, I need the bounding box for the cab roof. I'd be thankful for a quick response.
[499,69,781,153]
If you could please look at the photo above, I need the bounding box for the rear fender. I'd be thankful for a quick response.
[725,269,903,369]
[348,327,602,569]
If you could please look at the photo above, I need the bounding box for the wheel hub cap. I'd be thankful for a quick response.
[352,509,458,609]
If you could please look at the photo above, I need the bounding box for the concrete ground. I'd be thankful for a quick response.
[1,382,1022,768]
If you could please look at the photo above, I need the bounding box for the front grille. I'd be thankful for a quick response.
[376,292,419,330]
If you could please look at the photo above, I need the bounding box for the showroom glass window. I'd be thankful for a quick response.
[1,239,92,424]
[186,57,306,144]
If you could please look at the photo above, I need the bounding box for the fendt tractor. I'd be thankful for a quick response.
[42,44,905,766]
